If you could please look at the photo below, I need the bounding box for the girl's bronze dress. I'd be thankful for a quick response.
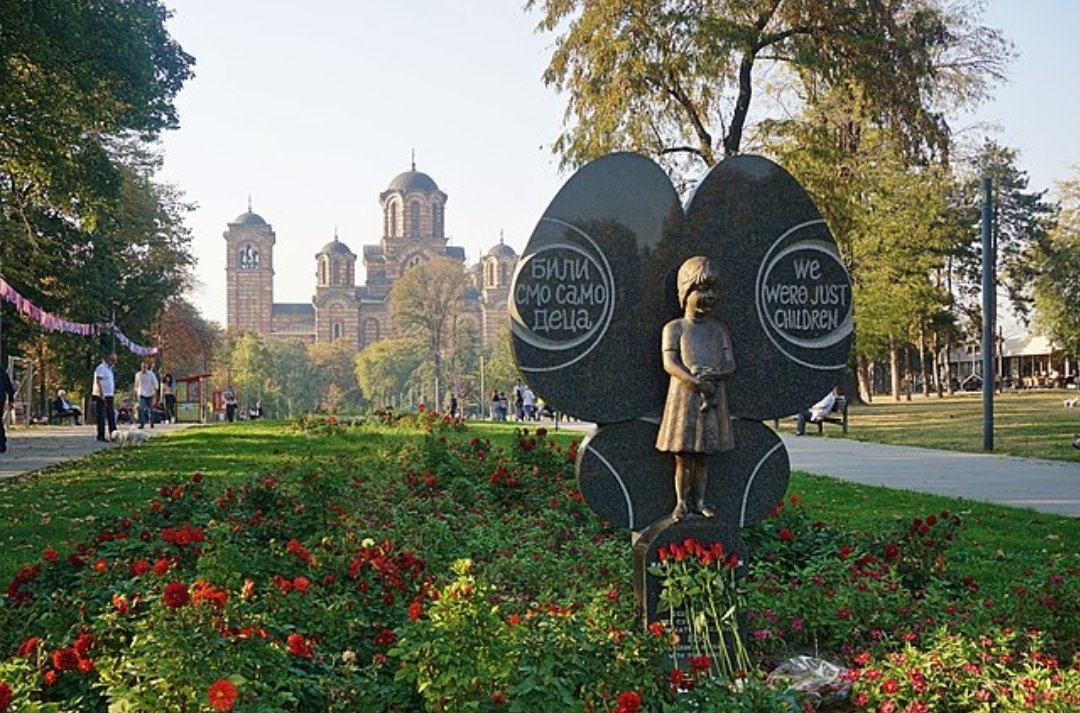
[655,316,735,454]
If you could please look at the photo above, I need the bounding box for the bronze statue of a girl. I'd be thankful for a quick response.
[655,256,735,520]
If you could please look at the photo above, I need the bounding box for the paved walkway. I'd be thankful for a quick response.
[781,434,1080,518]
[0,423,189,483]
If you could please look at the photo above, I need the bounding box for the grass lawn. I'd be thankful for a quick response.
[772,390,1080,462]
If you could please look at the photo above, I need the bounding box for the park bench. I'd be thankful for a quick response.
[773,396,849,435]
[48,406,77,425]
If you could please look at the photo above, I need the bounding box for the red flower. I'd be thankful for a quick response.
[208,679,238,711]
[648,621,665,637]
[162,581,190,609]
[93,559,108,573]
[292,576,310,594]
[42,547,59,562]
[881,678,899,694]
[16,636,40,656]
[51,647,79,671]
[615,690,642,713]
[373,628,396,647]
[286,633,313,658]
[408,601,423,621]
[131,559,151,576]
[778,528,794,541]
[839,545,853,561]
[884,543,900,560]
[0,681,11,711]
[42,670,56,687]
[689,655,712,674]
[73,633,94,657]
[152,558,170,576]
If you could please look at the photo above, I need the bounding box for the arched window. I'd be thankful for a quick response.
[332,322,343,341]
[410,202,420,238]
[432,203,443,237]
[239,245,259,269]
[319,258,327,285]
[406,255,422,270]
[389,202,398,237]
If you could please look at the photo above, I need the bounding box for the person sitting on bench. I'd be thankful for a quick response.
[796,386,839,436]
[53,389,82,425]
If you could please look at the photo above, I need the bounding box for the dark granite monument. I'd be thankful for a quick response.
[510,152,852,672]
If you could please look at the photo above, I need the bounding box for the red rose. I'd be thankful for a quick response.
[51,647,79,671]
[43,547,59,562]
[152,558,170,576]
[616,690,642,713]
[208,678,238,711]
[162,581,190,609]
[884,543,900,559]
[16,637,40,656]
[373,628,396,647]
[292,576,310,594]
[286,633,313,658]
[778,528,794,541]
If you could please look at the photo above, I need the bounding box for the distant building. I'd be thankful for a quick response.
[948,332,1075,389]
[224,164,517,351]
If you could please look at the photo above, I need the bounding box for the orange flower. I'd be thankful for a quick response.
[207,679,238,711]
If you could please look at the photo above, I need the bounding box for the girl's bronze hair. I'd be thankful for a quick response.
[676,256,717,308]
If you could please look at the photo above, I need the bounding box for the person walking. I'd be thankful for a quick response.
[93,352,118,443]
[134,362,159,429]
[0,366,15,453]
[223,385,238,423]
[161,373,177,423]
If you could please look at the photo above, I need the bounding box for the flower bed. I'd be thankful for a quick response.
[0,415,1077,711]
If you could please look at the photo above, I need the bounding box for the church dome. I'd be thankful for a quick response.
[233,210,267,226]
[318,237,353,256]
[387,169,439,194]
[486,241,517,259]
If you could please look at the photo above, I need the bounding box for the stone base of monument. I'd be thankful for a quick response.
[632,517,750,673]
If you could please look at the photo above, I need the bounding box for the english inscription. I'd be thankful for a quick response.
[759,242,852,349]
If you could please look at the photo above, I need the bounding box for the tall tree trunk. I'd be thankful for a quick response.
[857,354,873,403]
[890,336,901,401]
[904,343,913,401]
[931,331,944,398]
[918,326,930,397]
[944,337,955,395]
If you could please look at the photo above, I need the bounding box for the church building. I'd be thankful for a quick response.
[224,164,518,350]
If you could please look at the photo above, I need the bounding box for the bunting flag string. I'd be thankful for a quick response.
[0,276,158,355]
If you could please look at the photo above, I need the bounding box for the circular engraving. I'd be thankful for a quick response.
[509,225,617,374]
[760,242,852,349]
[755,223,853,370]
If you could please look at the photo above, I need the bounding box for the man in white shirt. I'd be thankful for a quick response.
[796,386,839,436]
[134,362,160,429]
[93,353,118,442]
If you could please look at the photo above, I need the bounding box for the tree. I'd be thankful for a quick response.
[213,331,275,412]
[388,257,469,411]
[266,339,320,419]
[307,339,363,413]
[1034,178,1080,356]
[527,0,1009,173]
[355,338,424,410]
[155,298,219,380]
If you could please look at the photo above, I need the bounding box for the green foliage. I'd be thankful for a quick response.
[307,339,364,413]
[1034,177,1080,355]
[356,338,425,409]
[527,0,1009,173]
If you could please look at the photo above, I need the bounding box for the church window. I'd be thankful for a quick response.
[406,255,422,270]
[432,203,443,237]
[410,202,420,237]
[332,322,343,341]
[319,258,327,285]
[389,202,398,237]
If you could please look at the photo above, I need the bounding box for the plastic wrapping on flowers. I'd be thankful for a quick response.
[766,655,850,704]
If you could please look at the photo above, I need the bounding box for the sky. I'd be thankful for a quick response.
[158,1,1080,326]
